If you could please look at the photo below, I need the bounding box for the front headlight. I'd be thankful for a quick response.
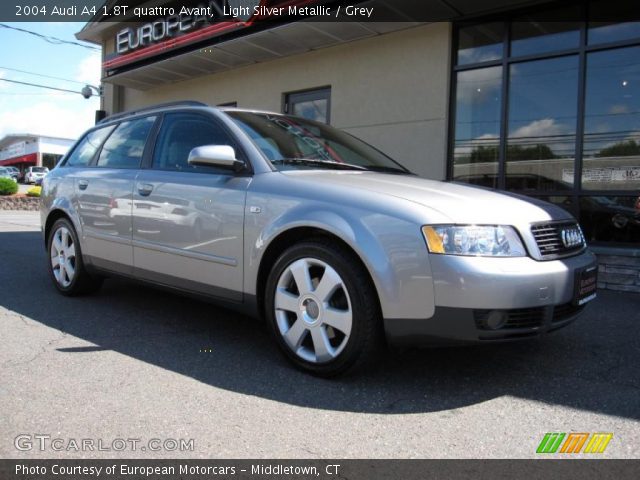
[422,225,526,257]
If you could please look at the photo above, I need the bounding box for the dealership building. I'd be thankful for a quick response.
[0,134,74,173]
[77,0,640,291]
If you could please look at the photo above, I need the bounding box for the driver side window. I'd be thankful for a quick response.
[152,113,235,174]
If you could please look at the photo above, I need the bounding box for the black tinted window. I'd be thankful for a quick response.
[97,116,156,169]
[152,113,235,173]
[65,126,114,167]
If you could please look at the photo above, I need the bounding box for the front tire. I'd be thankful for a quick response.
[265,239,381,377]
[47,218,103,296]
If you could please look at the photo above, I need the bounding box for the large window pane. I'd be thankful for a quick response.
[582,46,640,191]
[511,8,581,57]
[580,196,640,244]
[589,1,640,44]
[452,66,503,187]
[457,23,504,66]
[506,56,579,191]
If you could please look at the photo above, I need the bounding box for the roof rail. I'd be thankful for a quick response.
[98,101,208,124]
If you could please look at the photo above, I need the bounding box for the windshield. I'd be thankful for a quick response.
[32,167,47,172]
[226,112,410,174]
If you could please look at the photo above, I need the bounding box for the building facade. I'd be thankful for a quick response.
[77,0,640,291]
[0,134,74,175]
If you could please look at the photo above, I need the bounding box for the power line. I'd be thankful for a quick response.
[0,77,82,95]
[0,66,89,86]
[0,23,100,51]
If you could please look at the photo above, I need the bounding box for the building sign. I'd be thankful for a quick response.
[563,166,640,184]
[107,0,323,70]
[1,141,26,160]
[115,0,264,54]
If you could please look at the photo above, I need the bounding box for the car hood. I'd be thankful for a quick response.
[281,170,572,224]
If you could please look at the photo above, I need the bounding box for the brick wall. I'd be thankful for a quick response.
[593,247,640,294]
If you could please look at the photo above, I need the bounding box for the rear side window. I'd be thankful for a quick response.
[65,126,115,167]
[152,113,235,174]
[97,116,156,169]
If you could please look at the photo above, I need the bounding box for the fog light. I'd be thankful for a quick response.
[485,310,507,330]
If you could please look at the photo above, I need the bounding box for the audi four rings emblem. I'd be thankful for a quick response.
[561,228,583,248]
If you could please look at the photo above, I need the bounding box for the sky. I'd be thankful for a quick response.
[0,22,101,140]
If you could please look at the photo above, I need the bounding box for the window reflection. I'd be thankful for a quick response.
[511,8,580,57]
[506,56,579,191]
[457,23,504,65]
[582,46,640,191]
[452,66,502,187]
[532,195,576,217]
[286,88,331,124]
[589,1,640,44]
[580,196,640,243]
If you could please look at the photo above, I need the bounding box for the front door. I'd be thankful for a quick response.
[132,112,249,301]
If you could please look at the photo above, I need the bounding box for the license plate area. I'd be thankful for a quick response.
[574,266,598,306]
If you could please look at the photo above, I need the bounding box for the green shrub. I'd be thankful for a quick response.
[27,186,42,197]
[0,178,18,195]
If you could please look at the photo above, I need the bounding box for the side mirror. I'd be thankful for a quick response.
[188,145,245,172]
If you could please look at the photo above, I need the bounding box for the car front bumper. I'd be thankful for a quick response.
[384,250,598,345]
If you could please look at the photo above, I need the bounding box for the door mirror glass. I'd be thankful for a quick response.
[188,145,244,171]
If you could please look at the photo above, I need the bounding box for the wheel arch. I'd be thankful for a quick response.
[255,226,382,322]
[44,209,72,247]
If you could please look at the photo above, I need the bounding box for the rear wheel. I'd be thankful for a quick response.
[265,239,381,376]
[47,218,103,296]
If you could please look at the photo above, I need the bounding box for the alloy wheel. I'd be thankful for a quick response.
[50,226,76,288]
[274,258,353,363]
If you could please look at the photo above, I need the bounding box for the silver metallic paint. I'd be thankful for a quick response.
[41,106,596,337]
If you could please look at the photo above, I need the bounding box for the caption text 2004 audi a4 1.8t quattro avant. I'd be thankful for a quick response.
[40,101,598,376]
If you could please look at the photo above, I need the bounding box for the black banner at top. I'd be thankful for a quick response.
[2,0,640,23]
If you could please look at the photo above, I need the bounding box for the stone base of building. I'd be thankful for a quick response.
[0,196,40,211]
[592,247,640,294]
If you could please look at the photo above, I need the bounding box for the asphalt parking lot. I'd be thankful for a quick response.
[0,210,638,459]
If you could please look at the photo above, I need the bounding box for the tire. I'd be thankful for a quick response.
[47,218,103,296]
[265,239,381,377]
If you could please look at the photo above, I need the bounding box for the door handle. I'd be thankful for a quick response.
[137,183,154,197]
[78,180,89,190]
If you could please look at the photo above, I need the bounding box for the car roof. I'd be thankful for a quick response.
[96,101,283,128]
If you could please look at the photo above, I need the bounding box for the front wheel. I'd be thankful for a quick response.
[47,218,103,296]
[265,239,381,376]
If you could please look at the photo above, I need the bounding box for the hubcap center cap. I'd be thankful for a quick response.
[302,298,320,321]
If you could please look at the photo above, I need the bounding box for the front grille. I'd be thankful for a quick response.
[552,302,585,323]
[474,307,545,331]
[531,222,585,259]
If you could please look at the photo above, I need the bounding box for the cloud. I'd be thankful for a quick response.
[455,133,499,155]
[0,100,98,139]
[75,53,102,87]
[456,66,502,104]
[510,118,571,139]
[608,104,631,115]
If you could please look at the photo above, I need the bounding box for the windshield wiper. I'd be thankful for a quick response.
[272,158,369,171]
[365,166,412,175]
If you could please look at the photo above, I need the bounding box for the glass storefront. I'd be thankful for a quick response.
[450,2,640,246]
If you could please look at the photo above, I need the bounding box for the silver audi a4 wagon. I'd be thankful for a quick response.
[41,102,598,376]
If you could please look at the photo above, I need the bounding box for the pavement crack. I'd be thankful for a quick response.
[0,329,69,369]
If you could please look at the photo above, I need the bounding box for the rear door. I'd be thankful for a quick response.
[132,112,250,301]
[75,116,157,274]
